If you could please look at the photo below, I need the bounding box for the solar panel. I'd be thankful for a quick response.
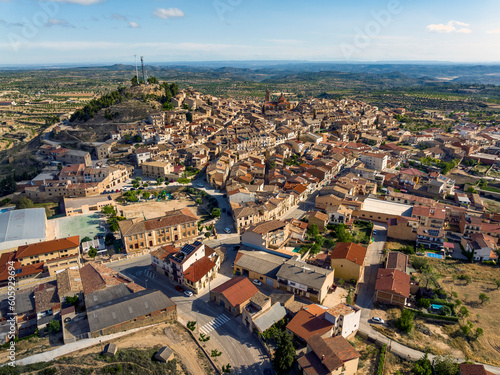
[193,241,202,246]
[181,244,196,255]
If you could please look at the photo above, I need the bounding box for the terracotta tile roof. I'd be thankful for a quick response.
[286,304,333,341]
[247,220,287,235]
[308,210,329,222]
[459,364,494,375]
[16,236,79,259]
[330,242,367,266]
[79,263,129,294]
[34,281,60,313]
[211,277,258,307]
[183,257,216,283]
[385,252,408,273]
[298,334,360,375]
[151,245,179,261]
[375,269,410,298]
[0,252,44,282]
[56,268,83,298]
[119,209,197,235]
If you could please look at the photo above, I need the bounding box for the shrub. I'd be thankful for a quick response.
[397,309,414,333]
[377,344,387,375]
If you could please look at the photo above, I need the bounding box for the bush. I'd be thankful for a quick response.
[397,309,414,333]
[418,298,431,308]
[47,319,61,334]
[377,344,387,375]
[17,197,34,209]
[439,305,452,316]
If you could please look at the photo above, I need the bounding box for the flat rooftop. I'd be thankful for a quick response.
[362,198,413,217]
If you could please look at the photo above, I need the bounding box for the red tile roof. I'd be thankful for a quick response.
[16,236,80,259]
[183,257,216,283]
[459,364,494,375]
[330,242,367,266]
[211,277,258,307]
[375,269,410,298]
[286,304,333,342]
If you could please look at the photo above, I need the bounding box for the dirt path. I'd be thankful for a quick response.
[75,323,209,375]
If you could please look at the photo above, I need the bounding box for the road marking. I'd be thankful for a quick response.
[199,314,230,334]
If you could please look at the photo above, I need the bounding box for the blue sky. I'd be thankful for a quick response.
[0,0,500,64]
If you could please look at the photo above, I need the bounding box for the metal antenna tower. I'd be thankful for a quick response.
[140,56,145,84]
[134,55,139,84]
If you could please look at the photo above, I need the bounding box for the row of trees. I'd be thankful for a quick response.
[70,87,129,122]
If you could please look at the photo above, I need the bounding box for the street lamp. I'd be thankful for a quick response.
[145,278,148,289]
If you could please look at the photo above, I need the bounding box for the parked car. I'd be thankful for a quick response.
[224,228,231,234]
[175,285,184,293]
[196,183,204,188]
[252,279,262,286]
[184,290,193,297]
[371,317,384,324]
[373,230,377,235]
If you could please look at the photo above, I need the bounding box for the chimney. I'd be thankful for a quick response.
[321,354,325,362]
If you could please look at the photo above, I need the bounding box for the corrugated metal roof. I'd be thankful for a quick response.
[0,208,46,251]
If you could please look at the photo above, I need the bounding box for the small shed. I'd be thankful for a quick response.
[155,346,175,362]
[102,343,117,356]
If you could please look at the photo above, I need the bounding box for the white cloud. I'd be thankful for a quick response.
[426,20,471,34]
[111,14,127,21]
[46,19,74,27]
[153,8,185,20]
[48,0,105,4]
[128,22,140,28]
[264,39,304,44]
[487,28,500,34]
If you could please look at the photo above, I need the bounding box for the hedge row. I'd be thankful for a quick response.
[377,344,387,375]
[409,308,459,322]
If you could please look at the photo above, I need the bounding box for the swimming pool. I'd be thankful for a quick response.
[426,252,444,259]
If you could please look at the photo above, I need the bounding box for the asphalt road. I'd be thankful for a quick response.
[108,252,273,375]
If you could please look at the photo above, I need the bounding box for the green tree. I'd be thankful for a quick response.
[108,218,120,232]
[211,208,221,218]
[324,238,335,249]
[17,197,34,209]
[412,353,433,375]
[307,224,319,238]
[222,364,232,373]
[195,198,202,205]
[434,356,459,375]
[397,309,414,334]
[479,293,490,305]
[81,236,92,243]
[475,327,484,340]
[334,224,353,242]
[147,76,159,84]
[65,295,79,306]
[101,205,116,217]
[273,331,295,374]
[88,247,98,258]
[142,191,151,199]
[47,319,61,334]
[105,232,116,246]
[458,306,469,319]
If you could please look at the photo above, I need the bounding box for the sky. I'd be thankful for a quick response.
[0,0,500,65]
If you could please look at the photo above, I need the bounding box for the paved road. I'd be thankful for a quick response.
[108,252,272,375]
[280,190,319,220]
[355,224,500,375]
